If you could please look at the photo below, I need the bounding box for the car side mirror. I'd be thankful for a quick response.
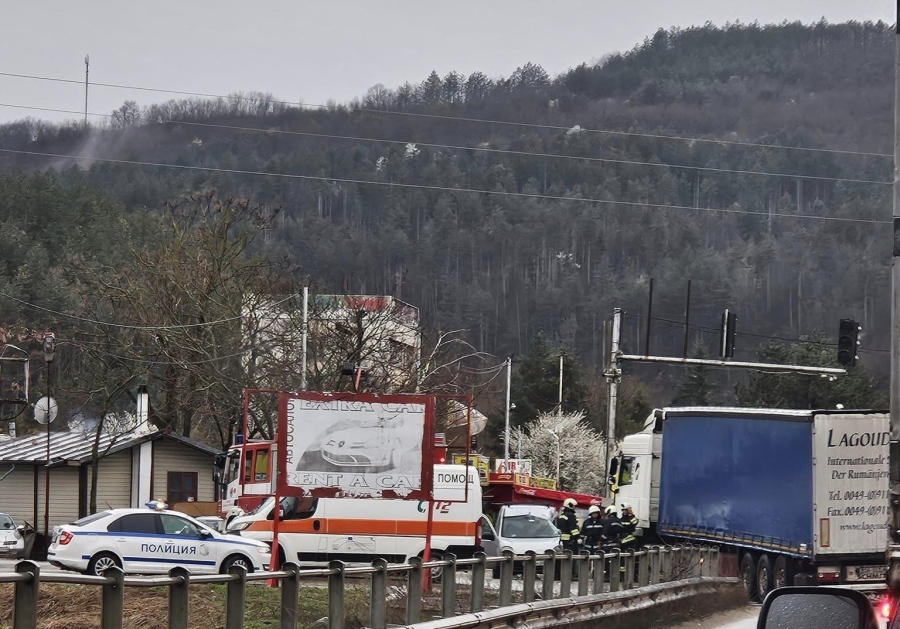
[758,587,878,629]
[481,531,495,542]
[199,529,212,538]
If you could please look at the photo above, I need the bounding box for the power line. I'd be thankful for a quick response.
[626,312,889,354]
[0,147,889,226]
[1,103,886,186]
[0,70,890,159]
[0,289,301,331]
[171,120,892,187]
[0,103,112,118]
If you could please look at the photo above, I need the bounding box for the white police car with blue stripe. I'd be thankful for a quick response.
[48,501,271,576]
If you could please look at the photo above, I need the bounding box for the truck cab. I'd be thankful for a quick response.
[609,411,661,534]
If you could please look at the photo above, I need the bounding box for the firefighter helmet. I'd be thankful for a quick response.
[588,505,601,515]
[605,505,617,515]
[563,498,577,509]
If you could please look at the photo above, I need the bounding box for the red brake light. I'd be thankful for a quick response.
[58,531,73,545]
[880,597,893,619]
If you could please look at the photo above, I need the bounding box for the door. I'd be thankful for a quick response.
[106,512,163,573]
[158,513,218,573]
[481,515,499,557]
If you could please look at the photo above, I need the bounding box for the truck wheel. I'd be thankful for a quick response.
[773,555,792,589]
[756,555,773,601]
[739,552,757,600]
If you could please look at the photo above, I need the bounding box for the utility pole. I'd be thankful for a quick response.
[604,308,622,495]
[503,356,512,461]
[300,286,309,391]
[558,354,564,417]
[888,0,900,591]
[84,55,90,128]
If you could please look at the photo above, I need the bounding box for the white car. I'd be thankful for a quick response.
[0,513,27,558]
[48,506,271,576]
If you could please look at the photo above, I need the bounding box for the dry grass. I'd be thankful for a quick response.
[0,582,370,629]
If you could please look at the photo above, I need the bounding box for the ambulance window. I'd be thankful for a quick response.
[270,497,317,520]
[243,452,252,483]
[160,514,201,537]
[619,457,635,486]
[254,448,270,482]
[108,513,160,534]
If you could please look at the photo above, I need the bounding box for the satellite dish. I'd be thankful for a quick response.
[34,396,58,425]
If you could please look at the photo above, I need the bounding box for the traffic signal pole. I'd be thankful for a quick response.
[887,0,900,591]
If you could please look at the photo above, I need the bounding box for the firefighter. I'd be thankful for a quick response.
[556,498,581,552]
[581,505,605,553]
[620,503,640,550]
[600,505,623,549]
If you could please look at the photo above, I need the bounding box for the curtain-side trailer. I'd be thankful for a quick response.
[610,407,889,601]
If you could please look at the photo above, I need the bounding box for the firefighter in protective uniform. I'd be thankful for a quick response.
[620,503,640,549]
[556,498,581,552]
[581,505,605,553]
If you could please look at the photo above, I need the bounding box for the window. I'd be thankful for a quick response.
[242,447,270,483]
[167,472,199,503]
[0,514,13,529]
[254,449,269,482]
[108,513,160,534]
[160,514,201,537]
[618,457,635,486]
[267,497,317,520]
[74,511,113,527]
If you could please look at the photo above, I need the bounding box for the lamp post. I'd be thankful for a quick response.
[40,334,56,543]
[545,427,561,489]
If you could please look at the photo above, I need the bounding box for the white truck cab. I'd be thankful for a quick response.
[609,411,661,532]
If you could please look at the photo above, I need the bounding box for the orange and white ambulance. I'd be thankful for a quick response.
[225,464,483,564]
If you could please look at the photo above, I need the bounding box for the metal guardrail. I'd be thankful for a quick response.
[2,545,719,629]
[399,577,739,629]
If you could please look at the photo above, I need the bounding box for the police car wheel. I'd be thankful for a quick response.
[87,552,122,576]
[221,554,253,574]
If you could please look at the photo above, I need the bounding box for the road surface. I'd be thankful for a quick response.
[669,604,759,629]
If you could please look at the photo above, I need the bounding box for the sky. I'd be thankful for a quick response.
[0,0,894,125]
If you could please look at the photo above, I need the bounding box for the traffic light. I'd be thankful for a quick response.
[719,309,736,359]
[837,319,860,367]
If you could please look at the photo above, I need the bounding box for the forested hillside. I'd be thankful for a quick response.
[0,20,893,421]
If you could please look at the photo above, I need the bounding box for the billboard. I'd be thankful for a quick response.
[279,392,434,500]
[493,459,533,475]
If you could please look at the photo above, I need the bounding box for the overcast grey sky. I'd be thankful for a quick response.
[0,0,893,125]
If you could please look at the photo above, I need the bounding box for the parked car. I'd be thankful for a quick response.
[48,503,271,576]
[0,513,27,559]
[481,505,562,578]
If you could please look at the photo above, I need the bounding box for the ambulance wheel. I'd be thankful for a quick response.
[739,552,757,600]
[773,555,792,589]
[756,554,773,601]
[87,552,122,576]
[221,554,254,574]
[425,550,444,582]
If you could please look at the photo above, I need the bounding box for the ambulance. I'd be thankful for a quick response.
[226,464,483,565]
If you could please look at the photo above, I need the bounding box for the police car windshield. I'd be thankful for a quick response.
[501,515,559,538]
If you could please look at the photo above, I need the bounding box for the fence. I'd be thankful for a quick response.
[2,545,720,629]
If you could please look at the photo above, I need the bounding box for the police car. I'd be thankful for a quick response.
[48,502,271,576]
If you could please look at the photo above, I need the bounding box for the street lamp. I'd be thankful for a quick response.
[545,427,561,489]
[35,334,57,545]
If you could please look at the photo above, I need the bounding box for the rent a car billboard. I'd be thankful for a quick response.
[283,393,433,499]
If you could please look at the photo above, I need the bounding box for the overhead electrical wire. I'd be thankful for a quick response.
[0,102,887,186]
[624,312,889,355]
[0,289,301,331]
[0,70,890,159]
[0,147,888,226]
